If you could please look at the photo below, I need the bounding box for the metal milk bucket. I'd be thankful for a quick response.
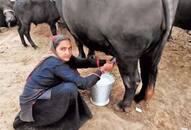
[90,73,115,106]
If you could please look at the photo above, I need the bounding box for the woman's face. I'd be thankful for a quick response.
[56,40,72,62]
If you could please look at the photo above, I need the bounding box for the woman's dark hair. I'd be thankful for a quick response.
[52,34,71,49]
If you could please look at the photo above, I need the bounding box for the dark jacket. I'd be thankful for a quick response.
[19,56,105,122]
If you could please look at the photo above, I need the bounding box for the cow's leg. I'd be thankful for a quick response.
[24,24,38,49]
[115,59,139,112]
[18,23,28,47]
[49,22,57,35]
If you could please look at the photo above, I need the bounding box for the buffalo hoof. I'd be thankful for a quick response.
[32,45,38,49]
[136,100,149,111]
[113,101,131,113]
[0,27,8,33]
[113,103,123,112]
[23,44,29,48]
[134,93,145,103]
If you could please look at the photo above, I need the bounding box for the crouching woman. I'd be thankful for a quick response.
[13,34,114,130]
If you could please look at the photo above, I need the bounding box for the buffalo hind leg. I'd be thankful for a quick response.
[18,23,28,47]
[134,44,164,104]
[24,24,38,49]
[134,55,156,104]
[115,59,139,112]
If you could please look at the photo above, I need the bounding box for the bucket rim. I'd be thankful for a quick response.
[90,98,110,106]
[96,72,115,86]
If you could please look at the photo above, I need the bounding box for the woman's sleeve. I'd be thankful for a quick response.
[69,56,106,68]
[54,64,102,90]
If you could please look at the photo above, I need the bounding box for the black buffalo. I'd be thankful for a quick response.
[174,0,191,30]
[76,0,191,58]
[56,0,179,111]
[14,0,60,49]
[0,0,16,27]
[0,10,7,27]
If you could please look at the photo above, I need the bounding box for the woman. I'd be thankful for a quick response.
[13,34,114,130]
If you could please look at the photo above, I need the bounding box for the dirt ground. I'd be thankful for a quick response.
[0,24,190,130]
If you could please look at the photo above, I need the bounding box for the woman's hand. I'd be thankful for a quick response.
[100,60,115,73]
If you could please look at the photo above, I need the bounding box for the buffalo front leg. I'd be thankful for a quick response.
[115,59,139,112]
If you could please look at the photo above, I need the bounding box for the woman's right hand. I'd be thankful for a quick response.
[100,61,114,73]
